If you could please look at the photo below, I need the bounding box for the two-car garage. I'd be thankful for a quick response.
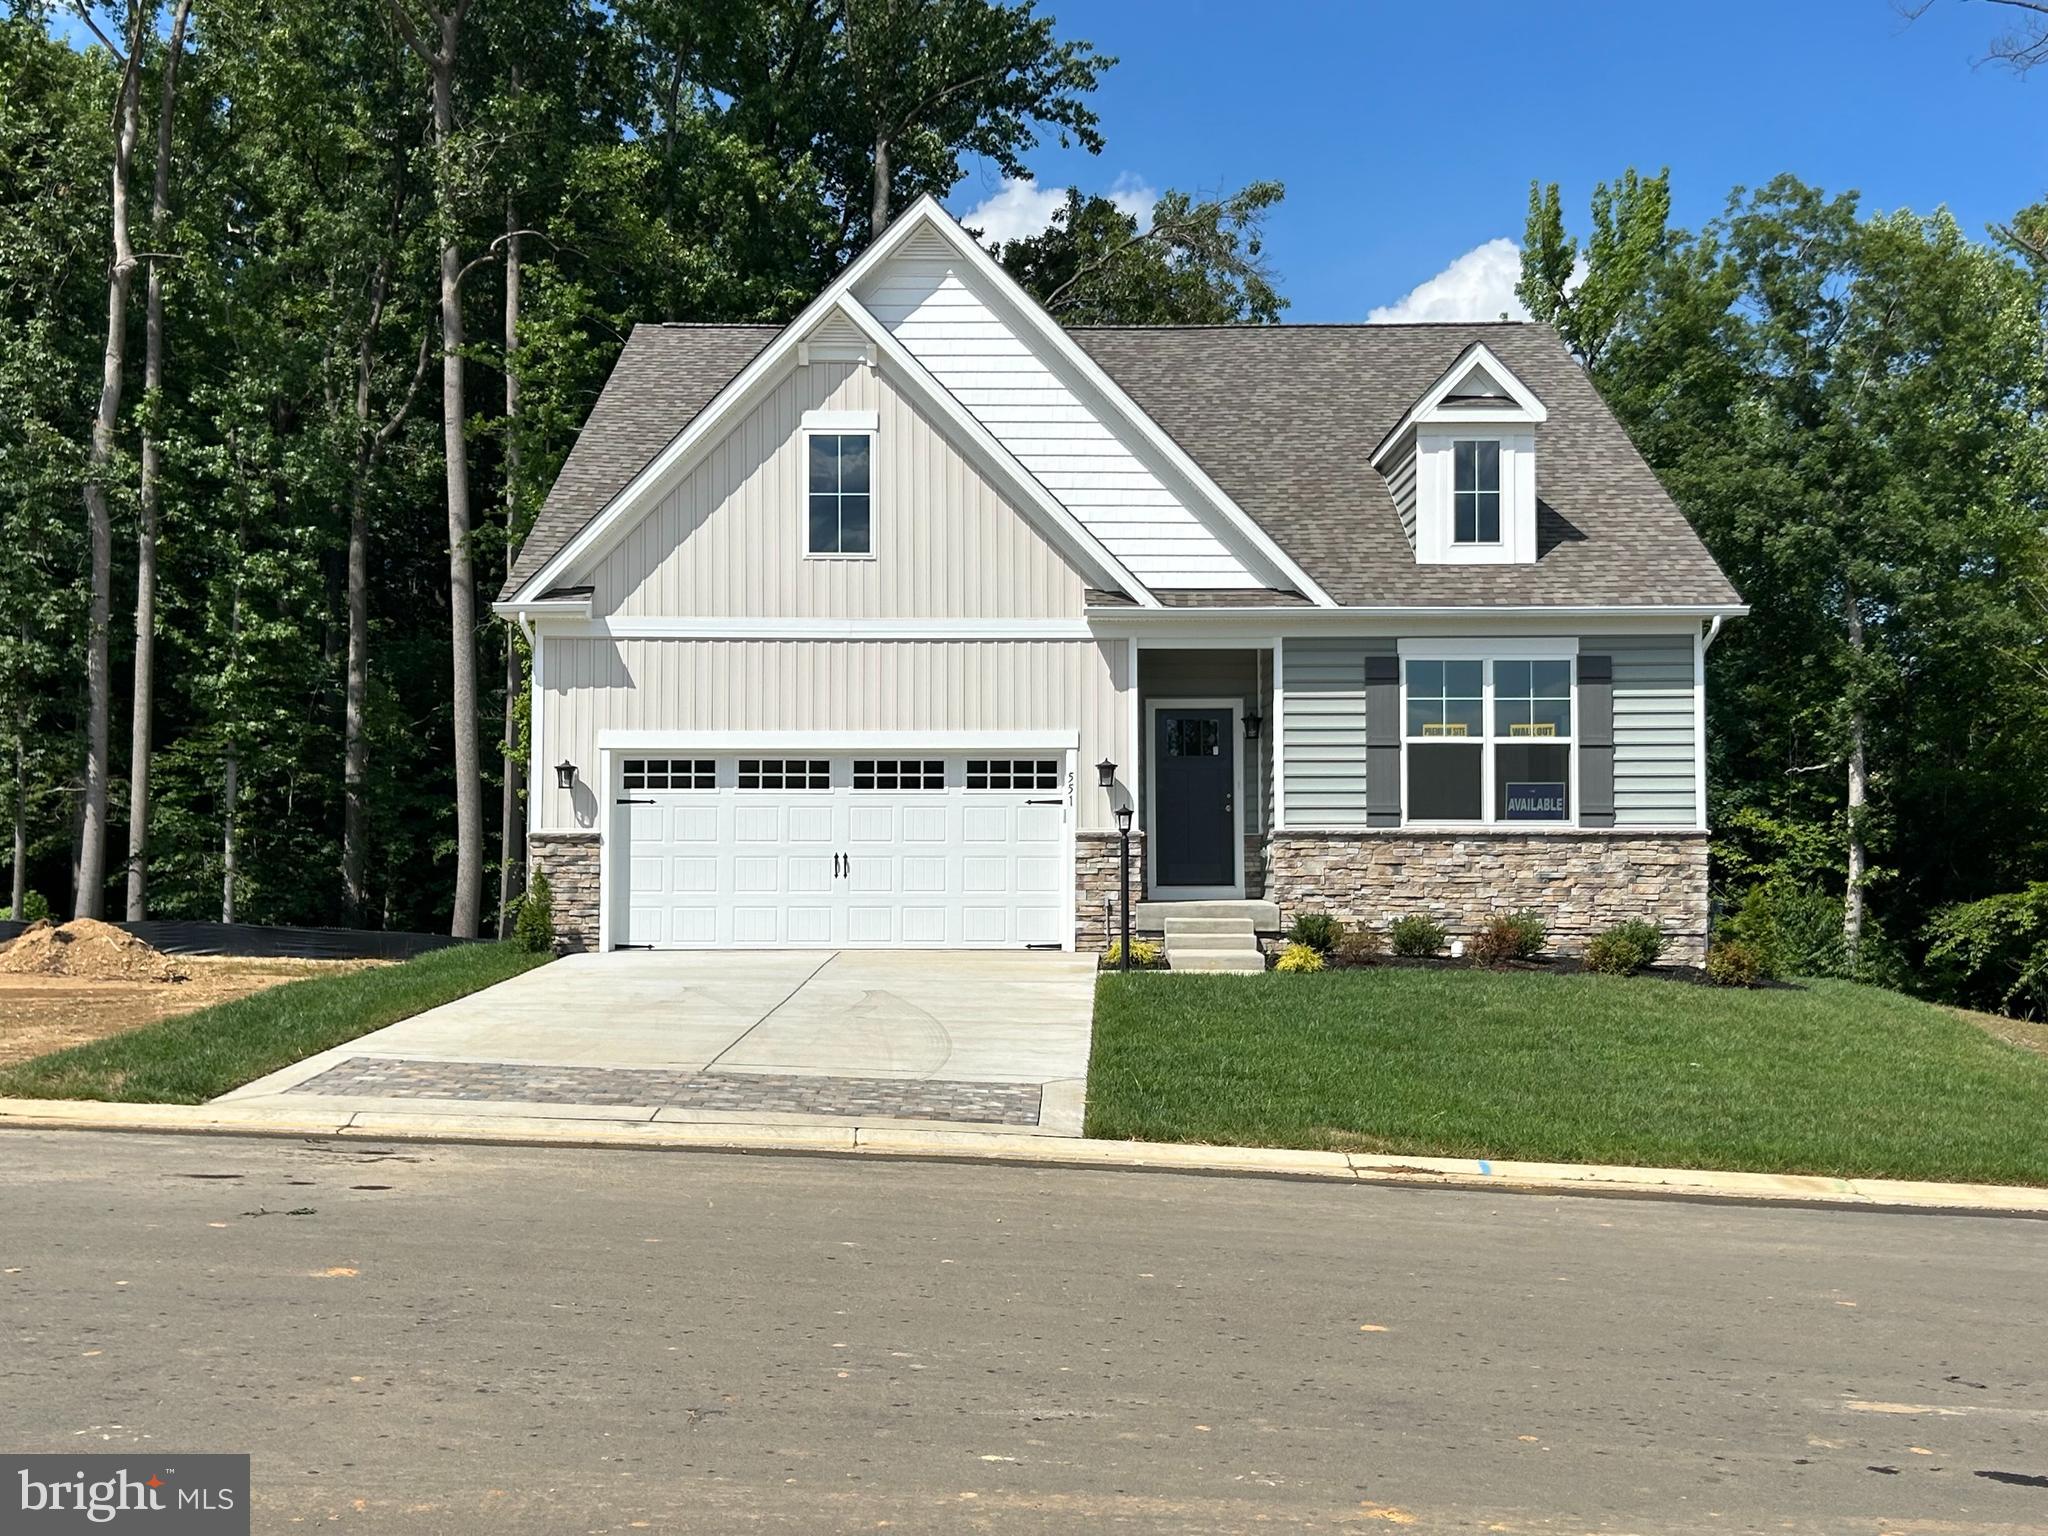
[609,747,1074,949]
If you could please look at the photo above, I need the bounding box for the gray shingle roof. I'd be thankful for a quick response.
[503,319,1740,610]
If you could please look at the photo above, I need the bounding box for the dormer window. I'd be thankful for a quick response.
[1372,342,1548,568]
[1452,439,1502,545]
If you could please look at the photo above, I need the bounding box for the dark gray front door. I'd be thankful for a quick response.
[1154,707,1235,889]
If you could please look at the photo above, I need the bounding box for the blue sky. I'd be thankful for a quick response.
[951,0,2046,322]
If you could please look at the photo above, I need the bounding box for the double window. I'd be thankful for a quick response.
[1403,656,1573,823]
[1452,439,1501,544]
[852,758,944,791]
[736,758,831,791]
[807,433,872,556]
[621,758,715,791]
[966,758,1059,791]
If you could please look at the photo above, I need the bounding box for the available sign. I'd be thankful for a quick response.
[4,1455,249,1533]
[1504,782,1568,821]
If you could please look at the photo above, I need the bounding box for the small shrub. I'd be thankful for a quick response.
[1388,914,1447,958]
[1287,912,1343,953]
[1333,927,1384,966]
[512,869,556,954]
[1470,909,1548,966]
[1583,919,1666,976]
[15,890,49,922]
[1101,938,1162,969]
[1274,941,1325,974]
[1724,879,1847,979]
[1924,882,2048,1018]
[1704,938,1767,987]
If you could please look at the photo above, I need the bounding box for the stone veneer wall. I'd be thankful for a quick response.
[1264,830,1710,964]
[1075,829,1147,952]
[529,831,600,953]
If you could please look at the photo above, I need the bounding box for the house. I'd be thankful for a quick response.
[495,197,1744,963]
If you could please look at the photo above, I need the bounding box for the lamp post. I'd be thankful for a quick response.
[1114,801,1134,971]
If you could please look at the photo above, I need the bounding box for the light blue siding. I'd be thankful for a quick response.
[1610,633,1699,826]
[1281,638,1389,827]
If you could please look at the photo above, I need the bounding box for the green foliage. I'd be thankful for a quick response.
[1724,880,1849,979]
[1333,927,1384,966]
[1925,884,2048,1020]
[1101,937,1162,969]
[1704,939,1768,988]
[512,868,556,954]
[1274,941,1324,974]
[1388,915,1446,958]
[1469,910,1547,965]
[1583,920,1667,977]
[16,891,51,922]
[1285,911,1342,953]
[1518,167,1673,366]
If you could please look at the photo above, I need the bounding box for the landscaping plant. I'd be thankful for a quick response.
[1286,912,1342,953]
[1470,910,1548,966]
[512,870,556,954]
[1388,914,1447,957]
[1101,938,1163,969]
[1274,942,1325,973]
[1583,919,1667,976]
[1705,938,1768,987]
[1333,928,1384,966]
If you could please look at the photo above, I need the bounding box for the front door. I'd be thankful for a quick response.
[1152,707,1236,892]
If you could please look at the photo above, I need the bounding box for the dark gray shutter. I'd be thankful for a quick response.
[1365,654,1402,827]
[1578,653,1614,826]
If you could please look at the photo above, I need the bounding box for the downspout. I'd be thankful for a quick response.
[1702,614,1725,651]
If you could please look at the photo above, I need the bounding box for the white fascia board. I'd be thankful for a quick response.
[894,195,1337,608]
[507,203,995,606]
[597,728,1079,752]
[1371,341,1549,467]
[834,292,1158,606]
[492,596,590,620]
[553,616,1095,641]
[1087,602,1748,625]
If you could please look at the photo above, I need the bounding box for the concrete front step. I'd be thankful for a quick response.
[1167,948,1269,973]
[1162,916,1258,940]
[1134,899,1280,933]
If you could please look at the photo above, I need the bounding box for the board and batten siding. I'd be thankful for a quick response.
[1280,638,1390,827]
[1273,633,1698,828]
[1610,633,1699,826]
[855,228,1261,589]
[586,356,1088,620]
[535,635,1131,833]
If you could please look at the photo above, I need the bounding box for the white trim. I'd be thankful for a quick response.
[799,423,877,560]
[529,626,546,831]
[1693,626,1709,832]
[1086,604,1749,625]
[1270,635,1286,832]
[800,408,879,431]
[596,729,1078,753]
[1144,697,1246,900]
[550,616,1095,641]
[596,744,614,952]
[833,294,1159,606]
[1122,635,1141,833]
[1396,636,1580,659]
[493,596,591,620]
[1371,341,1548,466]
[869,198,1336,607]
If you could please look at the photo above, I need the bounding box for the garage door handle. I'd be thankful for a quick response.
[1026,797,1063,805]
[617,797,654,805]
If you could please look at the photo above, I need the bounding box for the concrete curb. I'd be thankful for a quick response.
[3,1096,2046,1216]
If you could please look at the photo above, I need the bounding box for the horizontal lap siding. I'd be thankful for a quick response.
[857,251,1258,588]
[590,359,1086,619]
[1281,639,1388,828]
[537,636,1130,832]
[1139,650,1269,836]
[1610,633,1698,826]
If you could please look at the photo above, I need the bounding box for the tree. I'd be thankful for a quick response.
[1517,168,1671,369]
[993,181,1288,324]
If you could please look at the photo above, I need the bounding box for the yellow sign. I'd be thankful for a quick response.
[1509,722,1557,737]
[1420,722,1469,737]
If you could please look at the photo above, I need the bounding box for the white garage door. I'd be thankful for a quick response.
[614,753,1072,949]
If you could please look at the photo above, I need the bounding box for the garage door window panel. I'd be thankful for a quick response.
[737,758,831,790]
[966,758,1059,791]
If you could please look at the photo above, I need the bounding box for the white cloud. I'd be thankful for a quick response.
[960,173,1160,247]
[1368,237,1529,324]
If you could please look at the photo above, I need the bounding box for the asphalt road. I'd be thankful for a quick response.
[2,1131,2045,1534]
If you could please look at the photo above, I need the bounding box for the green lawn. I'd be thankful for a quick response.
[1085,968,2048,1185]
[0,942,550,1104]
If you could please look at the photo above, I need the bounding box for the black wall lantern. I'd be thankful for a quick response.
[1096,757,1118,790]
[555,760,578,791]
[1242,708,1264,741]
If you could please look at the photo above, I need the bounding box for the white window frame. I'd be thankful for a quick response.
[801,417,878,561]
[1449,437,1504,547]
[1396,639,1579,829]
[1414,428,1537,566]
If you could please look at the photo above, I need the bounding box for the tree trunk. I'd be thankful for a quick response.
[870,133,891,235]
[220,746,238,924]
[125,0,193,922]
[341,256,391,926]
[427,13,482,940]
[496,196,523,938]
[1843,580,1867,961]
[77,29,145,921]
[10,738,25,920]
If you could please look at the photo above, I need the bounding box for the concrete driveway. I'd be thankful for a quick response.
[221,950,1098,1135]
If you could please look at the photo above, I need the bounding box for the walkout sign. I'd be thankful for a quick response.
[4,1455,249,1533]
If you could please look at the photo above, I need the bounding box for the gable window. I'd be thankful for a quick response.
[1452,439,1501,544]
[807,432,871,556]
[1402,653,1575,825]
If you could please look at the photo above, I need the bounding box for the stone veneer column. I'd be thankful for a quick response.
[528,831,600,953]
[1264,830,1710,963]
[1074,829,1147,952]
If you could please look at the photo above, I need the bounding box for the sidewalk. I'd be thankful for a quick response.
[6,1094,2046,1216]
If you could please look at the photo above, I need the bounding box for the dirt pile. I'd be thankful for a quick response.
[0,919,188,983]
